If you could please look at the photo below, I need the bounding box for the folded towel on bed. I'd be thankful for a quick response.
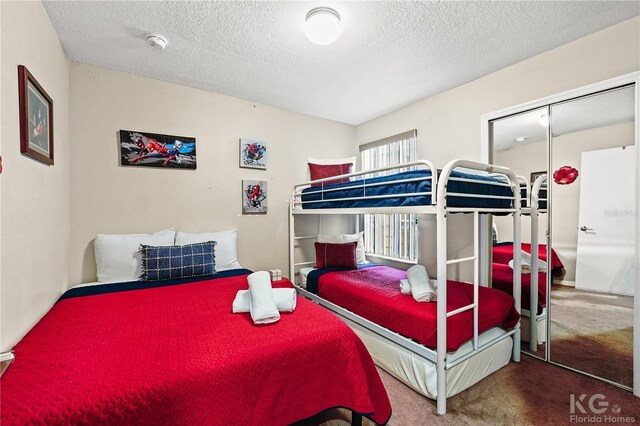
[399,279,411,295]
[248,271,280,324]
[508,250,547,274]
[232,289,297,313]
[407,264,437,302]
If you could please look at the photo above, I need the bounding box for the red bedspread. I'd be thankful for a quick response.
[492,243,564,274]
[1,275,391,425]
[492,263,546,314]
[316,266,520,352]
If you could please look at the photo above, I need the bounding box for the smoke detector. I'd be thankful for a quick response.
[146,34,168,50]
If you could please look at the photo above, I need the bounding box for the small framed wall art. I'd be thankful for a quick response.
[120,130,197,169]
[239,138,267,170]
[242,180,267,214]
[18,65,54,165]
[530,170,546,184]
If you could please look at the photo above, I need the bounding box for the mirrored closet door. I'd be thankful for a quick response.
[490,106,551,360]
[487,79,637,391]
[549,85,636,389]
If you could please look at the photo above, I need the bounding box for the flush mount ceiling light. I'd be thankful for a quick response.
[146,33,168,50]
[304,7,342,46]
[515,136,527,142]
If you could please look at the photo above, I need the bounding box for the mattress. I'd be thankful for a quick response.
[491,262,547,314]
[305,265,520,352]
[348,320,513,399]
[492,243,564,275]
[2,271,392,425]
[519,185,547,209]
[300,169,514,210]
[299,266,315,288]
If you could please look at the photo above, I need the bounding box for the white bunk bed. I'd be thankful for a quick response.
[289,159,522,415]
[491,175,551,353]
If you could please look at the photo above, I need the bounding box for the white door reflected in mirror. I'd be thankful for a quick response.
[575,146,636,296]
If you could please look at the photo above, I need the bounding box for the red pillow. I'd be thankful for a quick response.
[314,242,357,269]
[309,163,353,187]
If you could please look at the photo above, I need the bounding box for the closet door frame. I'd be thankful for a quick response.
[480,71,640,397]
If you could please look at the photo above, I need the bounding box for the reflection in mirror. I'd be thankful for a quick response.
[549,85,635,388]
[490,106,550,360]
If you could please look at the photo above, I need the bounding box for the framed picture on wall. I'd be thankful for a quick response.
[530,171,546,184]
[239,139,267,170]
[242,180,267,214]
[119,130,197,169]
[18,65,54,165]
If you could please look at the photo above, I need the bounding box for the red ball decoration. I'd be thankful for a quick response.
[553,165,578,185]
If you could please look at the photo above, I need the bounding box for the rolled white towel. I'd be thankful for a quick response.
[399,279,411,295]
[407,264,437,302]
[248,271,280,324]
[233,289,297,313]
[508,250,547,274]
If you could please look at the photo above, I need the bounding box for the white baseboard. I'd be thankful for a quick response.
[553,279,575,287]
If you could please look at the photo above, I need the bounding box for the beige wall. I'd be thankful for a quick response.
[355,17,640,279]
[69,63,356,284]
[1,1,70,351]
[494,138,548,246]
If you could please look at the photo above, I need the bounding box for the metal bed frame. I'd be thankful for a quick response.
[289,159,522,415]
[518,174,549,352]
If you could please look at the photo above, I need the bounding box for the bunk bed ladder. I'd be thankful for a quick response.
[436,159,522,415]
[437,210,482,415]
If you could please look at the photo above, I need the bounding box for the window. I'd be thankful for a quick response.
[360,130,418,262]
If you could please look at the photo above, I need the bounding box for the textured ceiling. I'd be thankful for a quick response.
[43,1,639,125]
[493,85,635,152]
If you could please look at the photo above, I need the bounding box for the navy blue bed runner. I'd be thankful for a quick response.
[59,268,253,301]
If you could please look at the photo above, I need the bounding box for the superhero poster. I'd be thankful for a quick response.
[120,130,197,169]
[242,180,267,214]
[239,138,267,170]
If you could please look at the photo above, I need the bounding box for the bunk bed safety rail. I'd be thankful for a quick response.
[532,174,548,210]
[517,175,530,208]
[290,160,436,210]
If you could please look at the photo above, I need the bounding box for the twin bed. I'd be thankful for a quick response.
[290,159,524,414]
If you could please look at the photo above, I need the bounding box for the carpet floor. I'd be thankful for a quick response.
[549,285,634,388]
[299,356,639,425]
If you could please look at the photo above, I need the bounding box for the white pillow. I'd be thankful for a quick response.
[94,228,175,283]
[175,229,241,271]
[318,232,366,264]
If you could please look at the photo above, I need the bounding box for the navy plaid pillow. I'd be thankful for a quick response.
[139,241,217,281]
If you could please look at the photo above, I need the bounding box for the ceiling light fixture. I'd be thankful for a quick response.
[515,136,527,142]
[147,33,168,50]
[304,7,342,46]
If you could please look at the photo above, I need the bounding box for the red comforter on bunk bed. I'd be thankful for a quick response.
[492,243,564,275]
[492,262,547,314]
[1,272,391,426]
[308,266,520,352]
